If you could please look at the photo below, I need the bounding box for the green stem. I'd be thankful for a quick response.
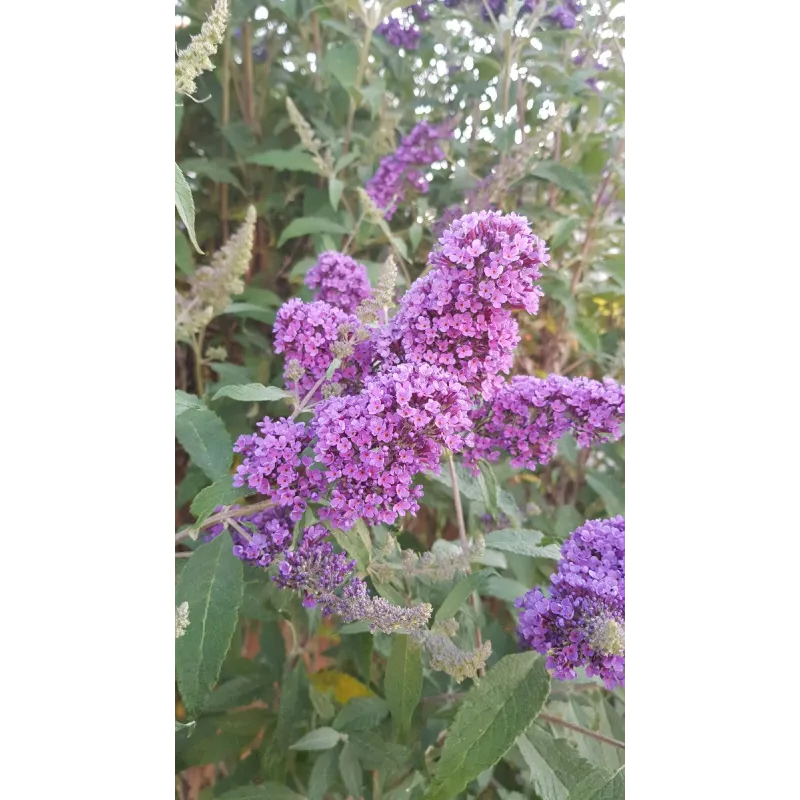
[446,452,485,676]
[343,25,373,154]
[192,331,206,397]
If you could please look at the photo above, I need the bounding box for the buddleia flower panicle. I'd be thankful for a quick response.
[330,577,432,633]
[176,205,256,340]
[175,0,230,97]
[376,2,435,50]
[412,620,492,682]
[274,524,356,608]
[175,602,190,639]
[285,97,334,178]
[465,375,625,472]
[365,121,451,219]
[312,363,474,529]
[205,505,295,566]
[273,299,366,400]
[305,252,372,314]
[232,419,323,521]
[269,529,431,632]
[516,516,625,689]
[372,210,548,399]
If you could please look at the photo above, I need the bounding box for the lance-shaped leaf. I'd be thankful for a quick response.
[385,635,422,737]
[175,532,244,718]
[175,408,233,481]
[424,652,550,800]
[212,383,293,403]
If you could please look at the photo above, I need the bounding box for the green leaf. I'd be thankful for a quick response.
[385,635,422,737]
[550,217,582,249]
[221,302,276,325]
[175,389,205,417]
[175,408,233,481]
[435,569,494,623]
[485,576,529,605]
[216,784,306,800]
[308,748,339,800]
[175,162,202,253]
[278,217,350,248]
[334,151,361,174]
[566,766,624,800]
[515,725,597,800]
[348,731,408,771]
[175,720,195,732]
[555,506,584,540]
[330,519,372,573]
[290,727,346,751]
[176,230,194,274]
[531,161,592,202]
[328,177,344,211]
[484,529,561,560]
[476,459,500,517]
[212,383,293,403]
[180,157,244,191]
[424,652,551,800]
[189,476,254,524]
[585,472,624,517]
[339,741,363,798]
[322,42,359,88]
[246,149,321,173]
[334,697,390,733]
[175,533,244,718]
[425,462,483,502]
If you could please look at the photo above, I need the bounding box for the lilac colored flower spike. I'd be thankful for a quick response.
[371,210,548,398]
[466,374,624,472]
[305,252,372,314]
[232,418,323,521]
[366,121,450,219]
[376,2,435,50]
[516,516,625,689]
[205,505,294,567]
[312,363,474,529]
[273,523,356,608]
[273,298,364,400]
[330,577,432,633]
[376,15,421,50]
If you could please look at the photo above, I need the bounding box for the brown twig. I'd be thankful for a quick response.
[174,499,276,541]
[538,713,625,749]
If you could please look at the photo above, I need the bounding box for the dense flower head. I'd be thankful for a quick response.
[331,577,432,633]
[516,516,625,689]
[372,211,548,398]
[232,418,322,521]
[366,121,450,219]
[312,363,474,529]
[205,505,294,567]
[273,298,364,399]
[376,2,435,50]
[304,252,372,314]
[274,523,356,608]
[465,374,625,471]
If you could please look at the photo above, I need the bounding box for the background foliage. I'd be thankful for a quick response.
[175,1,625,797]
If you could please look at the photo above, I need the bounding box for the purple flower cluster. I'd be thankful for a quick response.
[465,375,625,471]
[516,516,625,689]
[312,363,474,529]
[232,417,322,521]
[445,0,580,27]
[372,211,548,398]
[304,252,372,314]
[274,523,356,609]
[376,3,434,50]
[366,121,450,219]
[573,51,610,91]
[205,505,294,567]
[273,299,362,399]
